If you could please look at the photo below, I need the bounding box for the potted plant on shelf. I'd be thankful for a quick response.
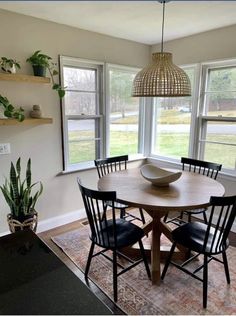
[0,158,43,233]
[0,94,25,122]
[26,50,65,99]
[0,57,21,74]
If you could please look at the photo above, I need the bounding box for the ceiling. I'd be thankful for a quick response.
[0,1,236,45]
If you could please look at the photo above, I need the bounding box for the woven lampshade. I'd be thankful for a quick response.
[132,52,191,97]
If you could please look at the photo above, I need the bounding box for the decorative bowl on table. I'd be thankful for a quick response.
[140,164,182,186]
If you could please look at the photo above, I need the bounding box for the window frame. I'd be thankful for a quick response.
[60,55,105,171]
[105,63,145,160]
[149,63,200,162]
[198,59,236,174]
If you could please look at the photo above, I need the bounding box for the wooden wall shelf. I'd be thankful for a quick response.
[0,118,53,126]
[0,73,50,84]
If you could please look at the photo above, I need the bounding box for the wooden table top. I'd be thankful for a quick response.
[98,168,225,212]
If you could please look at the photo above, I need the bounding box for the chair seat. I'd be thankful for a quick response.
[172,222,229,255]
[93,218,144,249]
[105,200,128,209]
[183,207,206,215]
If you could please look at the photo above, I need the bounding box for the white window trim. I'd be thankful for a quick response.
[105,63,146,160]
[60,55,105,171]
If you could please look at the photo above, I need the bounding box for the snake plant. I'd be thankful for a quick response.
[0,158,43,219]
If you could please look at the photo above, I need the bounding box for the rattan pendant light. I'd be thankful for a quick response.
[132,1,191,97]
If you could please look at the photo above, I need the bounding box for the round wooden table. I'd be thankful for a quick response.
[98,167,225,285]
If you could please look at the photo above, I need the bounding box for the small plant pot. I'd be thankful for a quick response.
[32,65,46,77]
[7,210,38,233]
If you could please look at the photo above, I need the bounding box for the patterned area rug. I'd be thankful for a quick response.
[52,224,236,315]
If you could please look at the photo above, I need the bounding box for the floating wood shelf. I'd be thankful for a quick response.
[0,118,53,126]
[0,73,50,84]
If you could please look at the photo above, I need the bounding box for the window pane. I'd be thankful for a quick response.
[153,101,191,158]
[68,119,100,164]
[65,91,96,115]
[204,143,236,169]
[63,67,96,91]
[203,121,236,169]
[109,69,140,156]
[208,67,236,92]
[204,92,236,117]
[152,67,194,159]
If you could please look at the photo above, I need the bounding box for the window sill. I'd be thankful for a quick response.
[58,154,146,176]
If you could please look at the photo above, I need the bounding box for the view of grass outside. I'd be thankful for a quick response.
[109,68,140,157]
[68,110,235,168]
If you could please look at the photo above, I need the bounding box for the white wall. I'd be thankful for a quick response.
[0,9,150,234]
[151,24,236,65]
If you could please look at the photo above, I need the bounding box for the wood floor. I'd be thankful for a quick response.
[38,217,236,315]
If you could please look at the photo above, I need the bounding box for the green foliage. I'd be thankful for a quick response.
[26,50,66,99]
[26,50,51,67]
[0,94,25,122]
[0,57,21,73]
[0,158,43,219]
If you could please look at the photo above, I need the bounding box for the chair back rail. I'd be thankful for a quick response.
[78,178,117,248]
[203,195,236,253]
[181,157,222,180]
[94,155,128,178]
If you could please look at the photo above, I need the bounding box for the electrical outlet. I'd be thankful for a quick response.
[0,143,11,155]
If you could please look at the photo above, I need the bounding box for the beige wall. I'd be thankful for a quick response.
[0,9,150,233]
[151,24,236,65]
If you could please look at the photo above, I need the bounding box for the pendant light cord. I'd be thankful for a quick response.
[161,0,166,53]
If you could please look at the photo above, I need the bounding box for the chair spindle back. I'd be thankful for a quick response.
[203,195,236,253]
[94,155,128,178]
[181,157,222,180]
[78,178,118,248]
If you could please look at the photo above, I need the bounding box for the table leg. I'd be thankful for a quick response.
[151,215,161,285]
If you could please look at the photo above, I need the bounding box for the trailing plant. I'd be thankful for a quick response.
[0,158,43,219]
[0,57,21,73]
[0,94,25,122]
[26,50,65,99]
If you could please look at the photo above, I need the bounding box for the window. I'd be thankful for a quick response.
[107,65,142,157]
[60,56,104,171]
[60,58,143,171]
[151,66,196,160]
[199,63,236,171]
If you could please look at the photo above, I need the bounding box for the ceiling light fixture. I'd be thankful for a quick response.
[132,1,191,97]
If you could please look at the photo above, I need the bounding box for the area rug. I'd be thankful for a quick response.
[52,224,236,315]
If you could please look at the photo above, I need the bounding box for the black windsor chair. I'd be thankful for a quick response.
[163,157,222,225]
[94,155,146,224]
[161,195,236,308]
[77,178,151,302]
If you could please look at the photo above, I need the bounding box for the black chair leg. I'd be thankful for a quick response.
[222,251,230,284]
[203,254,208,309]
[163,212,169,223]
[161,242,176,280]
[120,208,125,219]
[139,208,146,224]
[188,212,192,223]
[138,240,151,279]
[113,249,118,302]
[203,211,208,224]
[85,242,95,278]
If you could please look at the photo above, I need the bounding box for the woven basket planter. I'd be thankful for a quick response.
[7,211,38,233]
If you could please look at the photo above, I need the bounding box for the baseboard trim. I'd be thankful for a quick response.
[37,208,86,233]
[0,208,86,237]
